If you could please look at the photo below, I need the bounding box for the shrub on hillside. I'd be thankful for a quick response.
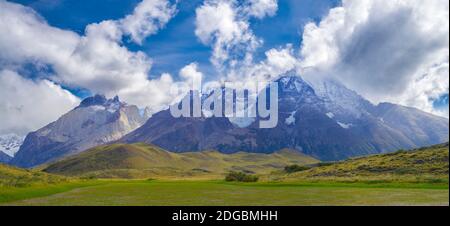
[316,162,335,167]
[284,164,311,173]
[225,171,258,182]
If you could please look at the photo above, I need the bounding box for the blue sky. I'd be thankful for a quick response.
[10,0,340,83]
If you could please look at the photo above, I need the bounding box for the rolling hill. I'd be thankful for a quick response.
[0,164,67,187]
[0,151,12,164]
[269,143,449,183]
[43,143,319,179]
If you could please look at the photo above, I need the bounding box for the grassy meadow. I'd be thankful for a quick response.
[2,180,448,206]
[0,143,448,206]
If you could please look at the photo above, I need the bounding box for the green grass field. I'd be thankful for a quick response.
[1,143,448,206]
[1,180,448,206]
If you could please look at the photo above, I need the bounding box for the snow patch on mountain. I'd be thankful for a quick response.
[0,134,24,157]
[285,111,296,125]
[305,77,373,119]
[337,122,353,129]
[326,112,335,119]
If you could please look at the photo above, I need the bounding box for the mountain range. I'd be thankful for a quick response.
[120,75,449,160]
[8,74,450,168]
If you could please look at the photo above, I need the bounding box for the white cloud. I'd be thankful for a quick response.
[0,0,79,68]
[245,0,278,19]
[398,62,449,117]
[0,0,179,110]
[227,44,299,86]
[264,45,298,75]
[194,0,291,92]
[299,0,449,117]
[179,62,203,90]
[195,0,278,71]
[0,0,183,135]
[120,0,177,44]
[115,73,178,114]
[0,70,80,136]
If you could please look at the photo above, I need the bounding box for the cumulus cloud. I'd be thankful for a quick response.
[120,0,177,44]
[398,62,449,117]
[179,62,203,90]
[195,0,278,71]
[0,70,80,136]
[299,0,449,117]
[244,0,278,19]
[0,1,79,68]
[194,0,300,93]
[0,0,183,135]
[0,0,179,110]
[227,44,299,86]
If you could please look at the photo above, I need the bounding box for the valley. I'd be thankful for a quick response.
[1,143,448,206]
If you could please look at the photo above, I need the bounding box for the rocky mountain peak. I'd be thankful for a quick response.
[79,94,108,107]
[78,94,123,108]
[10,95,147,168]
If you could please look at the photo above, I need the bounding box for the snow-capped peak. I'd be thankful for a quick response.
[304,76,374,119]
[278,75,311,94]
[0,134,24,157]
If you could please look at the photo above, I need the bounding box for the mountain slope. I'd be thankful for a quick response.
[120,74,449,161]
[373,103,449,147]
[43,143,319,179]
[0,163,66,187]
[305,77,448,152]
[0,152,12,164]
[11,95,147,168]
[272,143,449,182]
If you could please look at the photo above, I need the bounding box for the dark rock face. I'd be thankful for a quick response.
[78,94,108,107]
[120,75,449,161]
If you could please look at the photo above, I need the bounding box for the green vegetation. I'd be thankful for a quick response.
[2,180,447,206]
[284,164,311,173]
[0,181,104,204]
[43,143,319,179]
[0,164,68,187]
[225,171,259,182]
[267,143,449,183]
[0,143,448,206]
